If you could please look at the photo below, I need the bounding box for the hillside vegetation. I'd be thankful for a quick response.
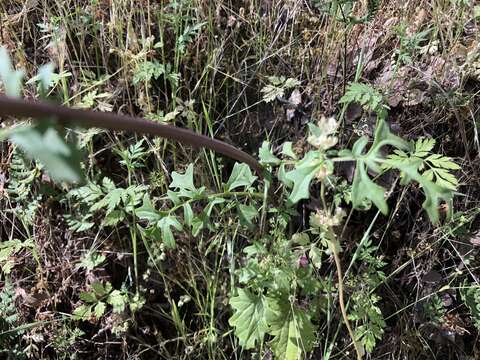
[0,1,480,359]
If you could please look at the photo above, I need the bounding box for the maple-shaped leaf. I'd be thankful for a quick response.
[266,296,316,360]
[228,288,269,349]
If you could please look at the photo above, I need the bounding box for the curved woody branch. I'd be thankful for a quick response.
[0,95,264,177]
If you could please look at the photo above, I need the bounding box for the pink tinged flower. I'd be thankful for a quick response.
[298,255,309,268]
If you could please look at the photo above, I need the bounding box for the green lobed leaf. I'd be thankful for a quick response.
[91,281,109,297]
[136,195,162,223]
[93,301,106,319]
[228,288,269,349]
[386,158,453,224]
[351,164,388,215]
[281,142,297,159]
[285,151,323,204]
[79,291,97,303]
[226,162,257,191]
[157,215,183,248]
[107,290,127,313]
[170,164,196,192]
[72,304,92,321]
[259,141,281,165]
[266,295,316,360]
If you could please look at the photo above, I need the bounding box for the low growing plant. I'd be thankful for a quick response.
[0,43,461,359]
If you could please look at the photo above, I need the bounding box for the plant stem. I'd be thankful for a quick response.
[332,247,363,360]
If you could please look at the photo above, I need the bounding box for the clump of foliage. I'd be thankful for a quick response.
[1,2,479,358]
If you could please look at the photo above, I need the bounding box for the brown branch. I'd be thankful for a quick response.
[0,95,264,177]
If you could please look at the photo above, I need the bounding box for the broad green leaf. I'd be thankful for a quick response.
[238,204,258,228]
[170,164,196,191]
[157,215,183,248]
[285,151,323,203]
[166,190,181,205]
[281,142,297,159]
[226,162,257,191]
[266,296,316,360]
[351,165,388,215]
[278,163,293,188]
[183,203,194,228]
[91,281,108,297]
[259,141,281,165]
[136,195,162,223]
[228,288,269,349]
[9,125,83,183]
[369,118,410,154]
[389,159,453,224]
